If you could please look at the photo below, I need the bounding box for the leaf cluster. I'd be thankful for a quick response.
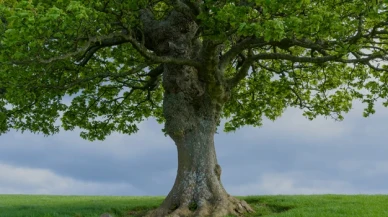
[0,0,387,138]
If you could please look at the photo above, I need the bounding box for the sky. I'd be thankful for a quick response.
[0,100,388,196]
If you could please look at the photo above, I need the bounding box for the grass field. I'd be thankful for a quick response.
[0,194,387,217]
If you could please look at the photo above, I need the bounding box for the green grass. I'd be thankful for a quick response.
[0,195,163,217]
[0,194,387,217]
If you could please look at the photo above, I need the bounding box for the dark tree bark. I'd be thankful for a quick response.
[139,8,253,217]
[147,64,253,217]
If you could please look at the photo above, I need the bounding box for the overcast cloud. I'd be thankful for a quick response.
[0,100,388,196]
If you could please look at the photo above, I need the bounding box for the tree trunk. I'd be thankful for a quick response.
[140,9,253,217]
[146,62,253,217]
[147,119,254,217]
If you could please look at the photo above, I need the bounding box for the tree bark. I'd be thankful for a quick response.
[145,63,253,216]
[148,119,254,217]
[140,8,253,217]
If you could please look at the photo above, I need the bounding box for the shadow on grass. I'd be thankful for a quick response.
[122,205,158,217]
[263,203,293,212]
[243,198,294,216]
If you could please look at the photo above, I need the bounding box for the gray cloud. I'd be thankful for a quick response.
[0,163,145,195]
[0,101,387,195]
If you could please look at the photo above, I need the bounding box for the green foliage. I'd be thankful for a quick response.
[0,0,387,138]
[220,1,388,131]
[0,0,162,139]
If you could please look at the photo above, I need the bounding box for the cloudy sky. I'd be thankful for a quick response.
[0,99,387,196]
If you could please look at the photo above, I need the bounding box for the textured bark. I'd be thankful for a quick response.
[141,7,253,217]
[147,99,253,217]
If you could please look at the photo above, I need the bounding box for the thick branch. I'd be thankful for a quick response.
[34,64,164,93]
[37,33,127,64]
[220,36,330,72]
[77,36,130,66]
[227,51,386,89]
[220,15,387,74]
[227,50,253,88]
[142,64,164,78]
[138,64,164,91]
[219,37,267,71]
[220,13,388,90]
[36,31,200,68]
[251,52,385,64]
[122,32,202,68]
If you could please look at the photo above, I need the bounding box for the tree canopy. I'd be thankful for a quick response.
[0,0,387,140]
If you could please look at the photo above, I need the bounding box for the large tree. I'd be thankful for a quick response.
[0,0,387,216]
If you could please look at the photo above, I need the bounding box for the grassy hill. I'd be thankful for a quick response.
[0,194,387,217]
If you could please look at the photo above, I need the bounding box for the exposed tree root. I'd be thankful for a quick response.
[146,194,254,217]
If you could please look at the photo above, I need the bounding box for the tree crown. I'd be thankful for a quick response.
[0,0,387,140]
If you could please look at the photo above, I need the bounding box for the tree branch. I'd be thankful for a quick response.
[38,64,147,91]
[226,50,386,89]
[251,52,385,64]
[76,36,130,66]
[36,33,127,64]
[219,37,267,71]
[122,32,202,68]
[220,36,331,72]
[227,49,253,88]
[219,15,387,74]
[35,31,201,68]
[33,63,164,93]
[136,65,164,91]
